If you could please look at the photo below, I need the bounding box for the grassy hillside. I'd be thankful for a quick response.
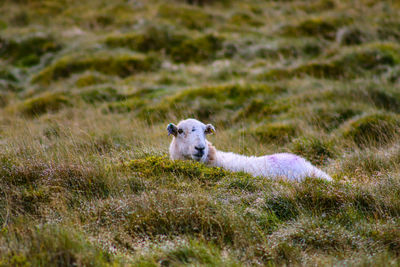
[1,0,400,265]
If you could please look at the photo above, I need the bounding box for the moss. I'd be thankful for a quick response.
[228,12,264,27]
[242,39,323,60]
[0,34,61,66]
[128,156,229,183]
[0,67,18,82]
[290,135,337,165]
[170,34,223,62]
[336,43,400,71]
[79,87,126,104]
[280,16,352,40]
[336,26,368,46]
[178,0,229,5]
[141,83,282,123]
[105,24,188,54]
[261,61,345,80]
[0,92,9,107]
[377,20,400,41]
[342,113,400,147]
[15,92,71,116]
[297,0,335,13]
[249,122,299,144]
[264,196,298,221]
[385,66,400,83]
[0,20,7,30]
[107,29,224,63]
[157,5,214,30]
[74,73,108,88]
[262,43,400,80]
[107,97,147,113]
[32,53,159,84]
[234,98,289,121]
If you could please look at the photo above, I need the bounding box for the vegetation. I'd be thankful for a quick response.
[0,0,400,265]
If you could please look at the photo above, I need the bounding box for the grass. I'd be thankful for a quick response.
[0,0,400,265]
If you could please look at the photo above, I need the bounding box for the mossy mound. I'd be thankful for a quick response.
[241,39,324,60]
[262,42,400,80]
[177,0,228,5]
[0,34,61,66]
[249,122,299,144]
[342,113,400,147]
[290,136,337,165]
[228,12,264,27]
[336,43,400,71]
[128,156,230,183]
[234,98,289,122]
[0,66,18,83]
[377,19,400,41]
[307,105,361,131]
[105,25,187,54]
[141,83,283,123]
[0,92,9,107]
[261,61,345,80]
[106,28,223,63]
[280,16,352,40]
[336,26,368,46]
[32,53,159,84]
[170,34,223,62]
[14,92,71,116]
[74,73,109,88]
[79,87,126,104]
[107,97,148,113]
[296,0,335,13]
[157,5,215,30]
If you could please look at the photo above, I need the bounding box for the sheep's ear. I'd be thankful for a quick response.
[205,124,215,135]
[167,123,178,136]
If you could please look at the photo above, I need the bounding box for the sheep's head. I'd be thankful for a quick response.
[167,118,215,162]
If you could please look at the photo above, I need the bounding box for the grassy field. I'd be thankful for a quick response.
[1,0,400,265]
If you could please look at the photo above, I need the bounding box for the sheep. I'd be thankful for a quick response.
[167,118,332,181]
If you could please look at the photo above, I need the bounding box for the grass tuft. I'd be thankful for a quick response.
[342,113,400,147]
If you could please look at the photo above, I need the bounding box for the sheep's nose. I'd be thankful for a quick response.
[195,146,205,153]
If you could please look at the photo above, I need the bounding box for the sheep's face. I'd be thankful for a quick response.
[167,119,215,162]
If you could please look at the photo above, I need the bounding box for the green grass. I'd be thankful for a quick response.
[1,0,400,265]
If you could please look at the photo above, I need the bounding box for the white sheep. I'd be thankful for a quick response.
[167,118,332,181]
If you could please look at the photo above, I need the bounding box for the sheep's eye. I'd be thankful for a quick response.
[178,129,183,134]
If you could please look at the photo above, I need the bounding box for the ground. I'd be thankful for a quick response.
[0,0,400,266]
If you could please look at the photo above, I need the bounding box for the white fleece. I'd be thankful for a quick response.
[206,143,332,181]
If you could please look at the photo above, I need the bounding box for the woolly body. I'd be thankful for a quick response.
[168,119,332,181]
